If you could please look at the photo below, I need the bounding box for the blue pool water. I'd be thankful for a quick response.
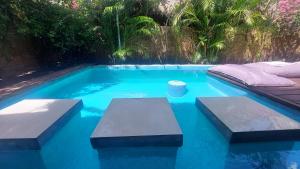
[1,65,300,169]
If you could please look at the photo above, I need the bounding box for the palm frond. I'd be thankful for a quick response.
[172,0,265,63]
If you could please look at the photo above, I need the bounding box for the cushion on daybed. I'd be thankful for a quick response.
[264,63,300,78]
[245,62,300,78]
[209,64,295,87]
[261,61,292,67]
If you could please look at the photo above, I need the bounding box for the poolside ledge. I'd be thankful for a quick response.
[0,99,82,150]
[196,96,300,143]
[91,98,183,148]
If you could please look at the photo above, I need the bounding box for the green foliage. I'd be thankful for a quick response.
[99,0,160,62]
[0,2,10,40]
[296,12,300,28]
[0,0,277,64]
[125,16,159,42]
[0,0,101,65]
[120,16,160,58]
[113,48,133,61]
[172,0,267,63]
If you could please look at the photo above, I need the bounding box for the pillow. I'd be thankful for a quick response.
[244,62,290,71]
[210,64,295,87]
[261,61,291,67]
[264,62,300,78]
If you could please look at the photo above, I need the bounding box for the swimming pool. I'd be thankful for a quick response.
[1,65,300,169]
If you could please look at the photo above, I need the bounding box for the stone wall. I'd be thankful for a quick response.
[220,31,300,63]
[0,27,299,79]
[144,27,300,64]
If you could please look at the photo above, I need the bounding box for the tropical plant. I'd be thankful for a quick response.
[115,16,160,60]
[99,0,160,62]
[172,0,266,63]
[0,0,283,65]
[0,2,10,40]
[0,0,102,65]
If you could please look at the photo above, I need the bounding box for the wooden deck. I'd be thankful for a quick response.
[208,71,300,110]
[0,65,86,102]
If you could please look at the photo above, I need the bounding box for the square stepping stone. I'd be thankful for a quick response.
[0,99,82,150]
[196,96,300,143]
[91,98,183,148]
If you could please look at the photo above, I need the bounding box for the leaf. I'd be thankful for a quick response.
[210,40,225,50]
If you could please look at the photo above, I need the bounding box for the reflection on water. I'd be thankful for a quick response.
[0,150,46,169]
[98,147,178,169]
[225,142,300,169]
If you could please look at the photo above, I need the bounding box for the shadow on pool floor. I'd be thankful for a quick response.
[97,147,178,169]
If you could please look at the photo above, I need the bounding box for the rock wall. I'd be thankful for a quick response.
[0,27,299,79]
[143,27,300,64]
[220,31,300,63]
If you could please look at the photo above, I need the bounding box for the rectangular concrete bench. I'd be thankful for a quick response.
[196,96,300,143]
[0,99,82,150]
[91,98,183,148]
